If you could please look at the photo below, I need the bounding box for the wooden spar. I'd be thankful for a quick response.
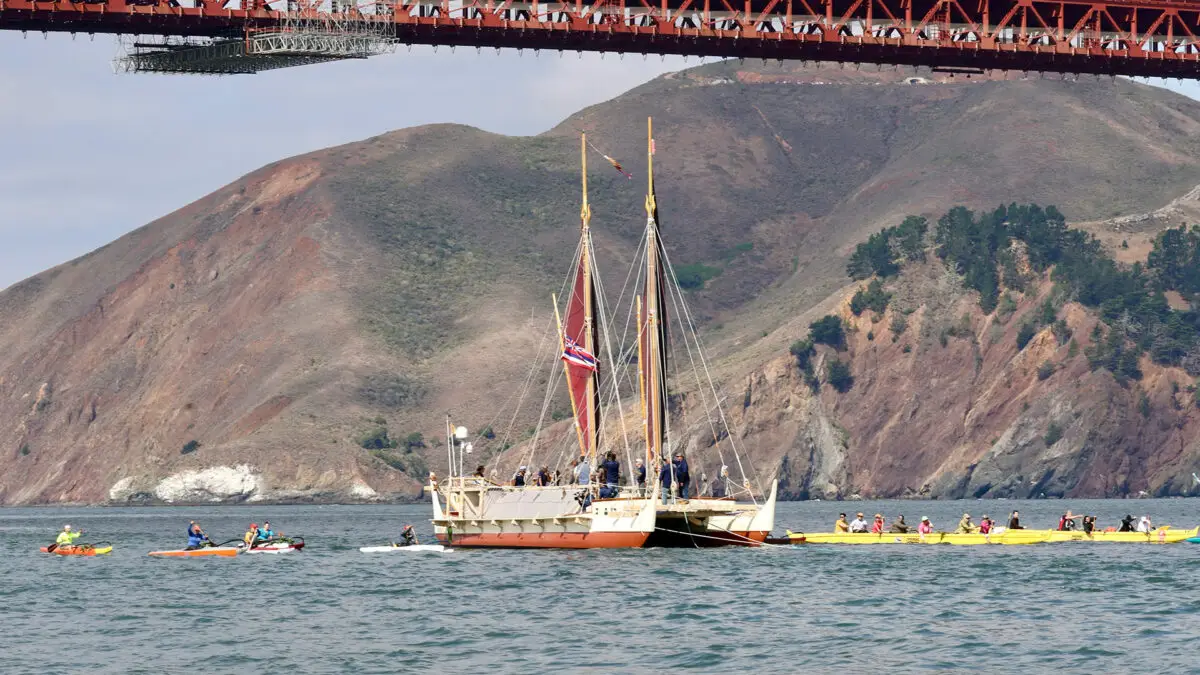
[581,133,597,469]
[553,292,588,461]
[637,295,649,472]
[643,116,663,467]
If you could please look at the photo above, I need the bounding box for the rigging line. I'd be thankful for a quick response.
[589,236,639,487]
[486,311,556,471]
[657,240,767,501]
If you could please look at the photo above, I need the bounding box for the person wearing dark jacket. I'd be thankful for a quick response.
[659,460,674,505]
[1007,511,1024,530]
[673,453,690,500]
[600,452,620,498]
[634,458,647,493]
[1118,515,1135,532]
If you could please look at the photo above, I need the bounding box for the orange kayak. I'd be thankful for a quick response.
[148,546,240,558]
[40,544,113,556]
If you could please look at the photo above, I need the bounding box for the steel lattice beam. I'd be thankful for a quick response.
[4,0,1200,77]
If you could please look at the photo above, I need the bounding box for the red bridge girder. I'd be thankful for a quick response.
[3,0,1200,77]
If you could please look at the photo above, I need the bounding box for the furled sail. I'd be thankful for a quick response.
[640,118,669,466]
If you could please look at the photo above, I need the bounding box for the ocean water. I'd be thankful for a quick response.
[2,499,1198,674]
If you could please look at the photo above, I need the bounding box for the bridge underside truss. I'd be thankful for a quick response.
[3,0,1200,77]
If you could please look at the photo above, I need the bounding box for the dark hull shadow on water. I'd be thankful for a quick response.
[2,499,1198,674]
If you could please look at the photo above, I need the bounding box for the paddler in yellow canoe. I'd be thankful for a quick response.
[956,513,977,534]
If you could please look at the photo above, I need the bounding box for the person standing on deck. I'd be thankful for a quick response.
[673,453,690,500]
[537,466,552,487]
[513,467,527,487]
[600,452,620,498]
[659,460,674,505]
[634,458,647,494]
[711,466,728,498]
[574,456,590,486]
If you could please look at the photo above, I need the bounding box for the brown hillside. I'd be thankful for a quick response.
[2,63,1200,504]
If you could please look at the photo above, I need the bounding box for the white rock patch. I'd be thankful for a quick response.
[154,465,263,503]
[108,477,136,501]
[350,481,378,499]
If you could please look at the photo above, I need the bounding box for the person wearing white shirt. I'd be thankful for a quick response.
[1136,515,1152,533]
[849,512,869,533]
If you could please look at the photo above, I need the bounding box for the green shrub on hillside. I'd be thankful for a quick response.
[809,315,846,350]
[673,263,723,290]
[827,359,854,393]
[850,279,892,316]
[1044,422,1063,446]
[847,216,928,279]
[357,427,398,450]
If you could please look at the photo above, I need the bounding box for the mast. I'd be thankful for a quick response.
[560,133,601,466]
[641,117,668,468]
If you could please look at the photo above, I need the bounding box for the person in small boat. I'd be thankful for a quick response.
[849,512,869,533]
[870,514,885,534]
[186,521,210,550]
[978,515,993,535]
[918,517,934,535]
[399,524,418,547]
[513,467,527,487]
[889,515,909,533]
[1118,514,1135,532]
[537,466,552,487]
[244,523,260,549]
[673,453,690,500]
[835,513,850,533]
[258,522,275,541]
[659,460,674,505]
[1081,515,1096,534]
[1057,511,1081,531]
[55,524,83,547]
[1007,511,1024,530]
[1136,515,1153,533]
[956,513,976,534]
[599,452,620,498]
[635,458,647,493]
[711,465,728,498]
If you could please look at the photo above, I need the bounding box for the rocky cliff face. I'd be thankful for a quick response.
[3,62,1200,504]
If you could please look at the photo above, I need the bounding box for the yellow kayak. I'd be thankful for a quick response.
[1045,526,1199,543]
[785,530,1051,545]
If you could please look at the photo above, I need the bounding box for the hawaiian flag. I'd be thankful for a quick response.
[562,337,598,372]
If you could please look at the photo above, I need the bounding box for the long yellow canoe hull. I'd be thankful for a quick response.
[1045,526,1199,543]
[785,530,1051,545]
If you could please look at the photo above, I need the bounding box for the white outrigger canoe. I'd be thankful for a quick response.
[359,544,450,553]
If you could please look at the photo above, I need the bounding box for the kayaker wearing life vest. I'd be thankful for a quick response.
[56,524,83,546]
[400,524,418,546]
[244,523,260,548]
[186,521,210,549]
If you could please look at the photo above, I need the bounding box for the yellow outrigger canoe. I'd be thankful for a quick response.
[785,530,1051,545]
[1045,526,1199,543]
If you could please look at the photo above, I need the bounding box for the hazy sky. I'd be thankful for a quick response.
[1,34,1198,290]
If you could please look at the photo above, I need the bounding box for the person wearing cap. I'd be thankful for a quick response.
[574,455,590,486]
[186,521,210,549]
[978,515,993,535]
[634,458,646,493]
[1007,510,1024,530]
[918,516,934,535]
[672,453,690,500]
[956,513,976,534]
[849,512,869,533]
[834,513,849,533]
[888,515,910,533]
[55,524,82,546]
[244,523,260,548]
[400,524,418,546]
[1136,515,1153,533]
[870,514,885,534]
